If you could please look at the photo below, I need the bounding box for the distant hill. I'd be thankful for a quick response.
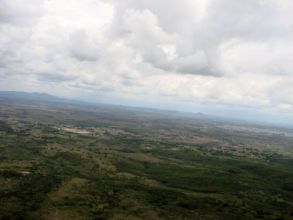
[0,91,63,102]
[0,91,209,120]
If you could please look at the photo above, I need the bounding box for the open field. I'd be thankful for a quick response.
[0,95,293,220]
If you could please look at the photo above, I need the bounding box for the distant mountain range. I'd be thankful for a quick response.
[1,91,292,129]
[0,91,208,119]
[0,91,64,102]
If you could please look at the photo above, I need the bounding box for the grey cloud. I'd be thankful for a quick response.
[72,82,115,93]
[174,51,223,76]
[142,49,221,76]
[107,2,225,76]
[0,50,19,68]
[0,0,45,26]
[108,0,293,76]
[1,0,293,116]
[68,30,100,62]
[38,72,79,82]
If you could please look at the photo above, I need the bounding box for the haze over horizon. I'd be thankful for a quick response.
[1,0,293,125]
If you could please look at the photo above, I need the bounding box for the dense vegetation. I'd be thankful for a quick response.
[0,97,293,219]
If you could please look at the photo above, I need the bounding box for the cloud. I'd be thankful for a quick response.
[0,0,293,119]
[68,30,100,62]
[0,0,45,26]
[38,72,79,82]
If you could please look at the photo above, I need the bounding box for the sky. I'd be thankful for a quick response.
[1,0,293,125]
